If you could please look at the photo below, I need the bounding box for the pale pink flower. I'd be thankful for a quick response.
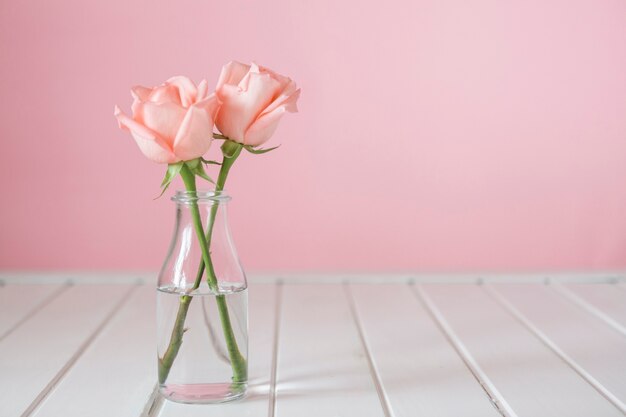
[115,76,219,163]
[215,61,300,146]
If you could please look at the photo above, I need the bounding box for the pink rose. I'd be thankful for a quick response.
[115,76,219,163]
[215,62,300,146]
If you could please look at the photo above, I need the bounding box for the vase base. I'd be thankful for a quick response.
[160,382,247,404]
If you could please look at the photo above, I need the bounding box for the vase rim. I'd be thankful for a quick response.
[171,190,231,204]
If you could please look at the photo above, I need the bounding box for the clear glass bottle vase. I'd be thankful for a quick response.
[157,190,248,404]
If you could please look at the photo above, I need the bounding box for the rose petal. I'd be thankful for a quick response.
[140,101,187,146]
[259,65,291,91]
[216,61,251,91]
[130,132,179,164]
[166,76,197,107]
[214,84,244,140]
[130,86,151,115]
[131,86,152,101]
[197,79,208,101]
[148,84,182,106]
[244,105,289,147]
[114,106,177,163]
[131,97,142,117]
[260,81,299,117]
[216,72,281,142]
[237,62,260,91]
[173,94,219,161]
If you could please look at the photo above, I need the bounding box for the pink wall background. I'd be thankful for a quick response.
[1,0,625,272]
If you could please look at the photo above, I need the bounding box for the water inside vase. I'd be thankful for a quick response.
[157,286,248,403]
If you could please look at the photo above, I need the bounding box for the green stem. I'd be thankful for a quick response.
[179,164,218,290]
[158,294,192,383]
[204,143,247,380]
[158,143,247,384]
[194,141,243,288]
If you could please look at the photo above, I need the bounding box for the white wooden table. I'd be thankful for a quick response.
[1,272,625,417]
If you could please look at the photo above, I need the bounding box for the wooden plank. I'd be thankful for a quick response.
[0,284,132,417]
[158,283,278,417]
[419,284,623,417]
[274,284,384,417]
[489,284,626,412]
[558,283,626,333]
[2,271,625,285]
[349,284,501,417]
[31,285,155,417]
[0,284,68,340]
[0,272,151,285]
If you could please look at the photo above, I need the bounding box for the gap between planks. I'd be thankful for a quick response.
[123,280,625,416]
[483,284,626,414]
[140,384,164,417]
[21,285,140,417]
[0,282,72,342]
[146,282,515,417]
[344,283,394,417]
[267,281,283,417]
[412,284,516,417]
[549,283,626,337]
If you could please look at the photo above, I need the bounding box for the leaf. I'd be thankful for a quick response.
[201,157,221,166]
[188,159,215,184]
[243,144,280,154]
[161,162,183,187]
[155,162,183,199]
[184,158,200,170]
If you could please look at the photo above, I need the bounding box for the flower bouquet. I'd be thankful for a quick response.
[115,61,300,403]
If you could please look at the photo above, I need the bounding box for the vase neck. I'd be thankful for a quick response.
[172,190,231,205]
[158,190,245,292]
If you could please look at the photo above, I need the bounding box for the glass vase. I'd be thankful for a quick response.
[157,190,248,404]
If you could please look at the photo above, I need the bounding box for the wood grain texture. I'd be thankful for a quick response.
[420,284,623,417]
[1,278,624,416]
[0,284,67,340]
[274,284,384,417]
[560,283,626,333]
[490,284,626,412]
[31,285,155,417]
[0,284,132,417]
[350,284,502,417]
[1,271,624,285]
